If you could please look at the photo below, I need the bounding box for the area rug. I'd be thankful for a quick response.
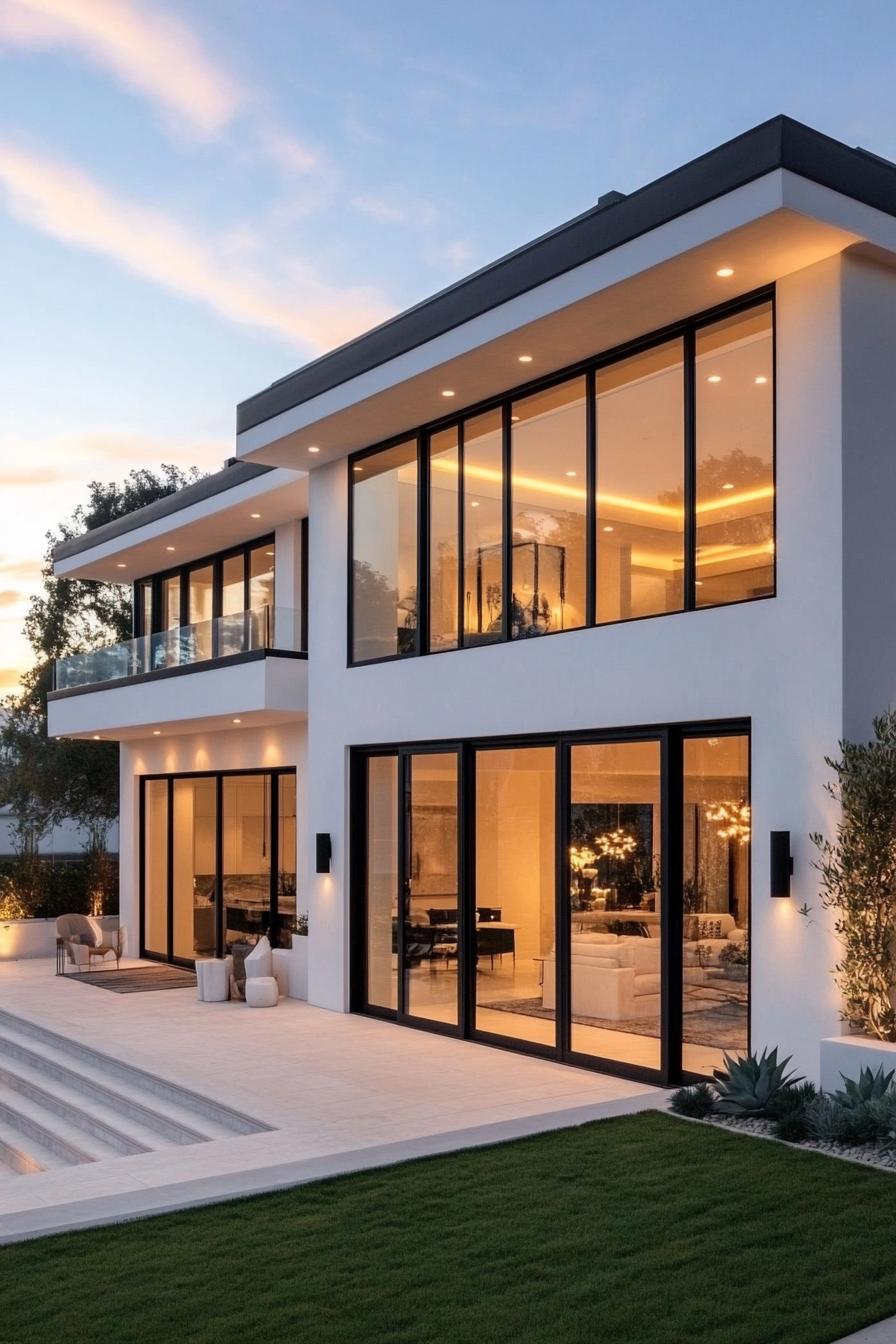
[63,966,197,993]
[482,997,746,1049]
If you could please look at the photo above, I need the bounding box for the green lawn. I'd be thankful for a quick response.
[3,1111,896,1344]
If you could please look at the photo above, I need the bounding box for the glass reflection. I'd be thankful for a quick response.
[596,341,685,622]
[511,378,586,638]
[143,779,168,957]
[695,303,774,605]
[429,427,460,651]
[404,753,459,1026]
[277,774,297,947]
[352,441,418,662]
[172,777,217,961]
[569,741,662,1069]
[366,756,398,1011]
[682,735,750,1076]
[463,410,503,645]
[222,775,273,953]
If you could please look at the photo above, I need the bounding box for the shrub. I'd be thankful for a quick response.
[713,1047,803,1117]
[805,1096,887,1145]
[670,1082,716,1118]
[832,1065,895,1109]
[772,1108,810,1143]
[766,1080,818,1120]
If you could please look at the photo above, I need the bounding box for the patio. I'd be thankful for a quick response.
[0,957,662,1242]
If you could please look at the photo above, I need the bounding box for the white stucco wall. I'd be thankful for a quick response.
[303,255,849,1079]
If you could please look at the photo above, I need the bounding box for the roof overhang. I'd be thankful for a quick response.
[235,119,896,471]
[54,465,307,583]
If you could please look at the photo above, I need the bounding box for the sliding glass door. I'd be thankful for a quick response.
[353,722,750,1084]
[140,769,297,964]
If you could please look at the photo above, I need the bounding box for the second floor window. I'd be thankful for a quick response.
[349,296,774,665]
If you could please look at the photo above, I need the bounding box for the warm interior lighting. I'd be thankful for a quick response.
[511,415,520,422]
[722,482,734,491]
[471,501,480,508]
[165,545,175,551]
[353,465,363,472]
[602,525,614,532]
[308,446,320,453]
[707,374,722,383]
[755,375,768,384]
[518,354,533,363]
[716,266,734,277]
[565,470,577,478]
[92,735,101,740]
[116,563,126,569]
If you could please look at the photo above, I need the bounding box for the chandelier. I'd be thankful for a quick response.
[706,799,751,844]
[593,828,637,860]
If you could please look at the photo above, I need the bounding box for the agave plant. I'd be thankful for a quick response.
[712,1047,803,1117]
[832,1065,895,1109]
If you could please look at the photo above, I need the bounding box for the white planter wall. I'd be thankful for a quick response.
[0,918,58,961]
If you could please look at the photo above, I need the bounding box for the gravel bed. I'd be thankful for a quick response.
[693,1111,896,1170]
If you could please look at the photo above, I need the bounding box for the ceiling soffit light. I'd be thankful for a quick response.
[307,446,320,454]
[707,375,722,384]
[441,389,455,398]
[518,354,533,364]
[716,266,734,277]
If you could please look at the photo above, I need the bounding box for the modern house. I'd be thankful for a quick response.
[45,116,896,1088]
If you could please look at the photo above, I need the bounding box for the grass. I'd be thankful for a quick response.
[3,1111,896,1344]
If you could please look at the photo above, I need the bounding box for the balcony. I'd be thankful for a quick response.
[47,607,306,740]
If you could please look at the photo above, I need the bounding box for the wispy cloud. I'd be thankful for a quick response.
[0,141,393,350]
[0,0,242,136]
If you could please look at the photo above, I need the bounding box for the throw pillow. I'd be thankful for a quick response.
[699,919,723,940]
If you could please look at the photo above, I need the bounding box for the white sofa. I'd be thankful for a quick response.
[540,917,746,1022]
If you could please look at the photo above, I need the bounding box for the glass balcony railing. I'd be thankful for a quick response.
[53,606,302,692]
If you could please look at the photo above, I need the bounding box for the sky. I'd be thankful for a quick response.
[1,0,896,695]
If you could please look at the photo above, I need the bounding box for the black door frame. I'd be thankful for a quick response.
[349,717,750,1087]
[138,766,297,966]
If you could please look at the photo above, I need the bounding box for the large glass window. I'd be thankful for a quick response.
[429,427,460,652]
[682,735,750,1075]
[141,770,296,963]
[352,440,418,662]
[596,341,685,622]
[365,755,398,1011]
[405,752,459,1026]
[511,378,587,637]
[349,297,774,663]
[569,740,662,1069]
[695,303,774,605]
[463,410,503,645]
[474,746,556,1047]
[188,564,214,661]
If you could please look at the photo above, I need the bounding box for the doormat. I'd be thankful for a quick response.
[63,966,197,993]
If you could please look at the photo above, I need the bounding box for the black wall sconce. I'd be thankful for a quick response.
[770,831,794,898]
[315,832,332,874]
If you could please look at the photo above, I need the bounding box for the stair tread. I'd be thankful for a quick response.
[0,1061,158,1154]
[0,1095,96,1166]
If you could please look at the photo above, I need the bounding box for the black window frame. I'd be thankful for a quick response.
[348,287,776,667]
[138,766,297,966]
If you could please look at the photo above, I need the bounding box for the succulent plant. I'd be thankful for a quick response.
[670,1081,716,1119]
[712,1047,803,1117]
[772,1108,810,1143]
[766,1080,818,1120]
[832,1065,895,1110]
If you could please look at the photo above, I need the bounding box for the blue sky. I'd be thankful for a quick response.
[1,0,896,692]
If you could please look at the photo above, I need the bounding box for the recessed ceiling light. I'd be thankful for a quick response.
[265,550,274,556]
[754,375,768,385]
[695,580,704,586]
[565,471,577,478]
[716,266,734,277]
[511,415,520,423]
[116,563,126,569]
[307,446,320,454]
[707,375,722,384]
[152,730,161,736]
[722,482,734,491]
[353,465,363,472]
[250,512,261,519]
[602,525,614,533]
[518,354,533,364]
[441,389,455,398]
[166,545,175,551]
[232,717,242,724]
[471,501,480,508]
[92,735,101,740]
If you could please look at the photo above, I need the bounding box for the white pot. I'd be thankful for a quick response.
[288,934,309,1000]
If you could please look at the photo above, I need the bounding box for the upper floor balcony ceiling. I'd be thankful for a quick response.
[235,116,896,471]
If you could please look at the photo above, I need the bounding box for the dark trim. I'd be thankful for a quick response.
[349,716,751,1088]
[48,647,307,701]
[53,464,275,562]
[238,115,896,434]
[348,292,774,668]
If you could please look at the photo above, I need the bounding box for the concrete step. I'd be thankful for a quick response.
[0,1035,208,1148]
[0,1009,269,1139]
[0,1122,48,1176]
[0,1097,96,1167]
[0,1063,151,1157]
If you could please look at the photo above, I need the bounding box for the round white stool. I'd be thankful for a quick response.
[245,975,279,1008]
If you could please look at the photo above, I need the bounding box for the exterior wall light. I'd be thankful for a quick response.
[316,832,332,874]
[770,831,793,898]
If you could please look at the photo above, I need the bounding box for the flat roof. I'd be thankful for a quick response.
[53,462,274,562]
[236,115,896,435]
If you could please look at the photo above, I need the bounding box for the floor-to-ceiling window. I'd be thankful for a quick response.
[353,723,750,1084]
[351,440,418,662]
[141,769,297,964]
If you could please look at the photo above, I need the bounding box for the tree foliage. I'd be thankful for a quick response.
[0,465,203,901]
[812,710,896,1041]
